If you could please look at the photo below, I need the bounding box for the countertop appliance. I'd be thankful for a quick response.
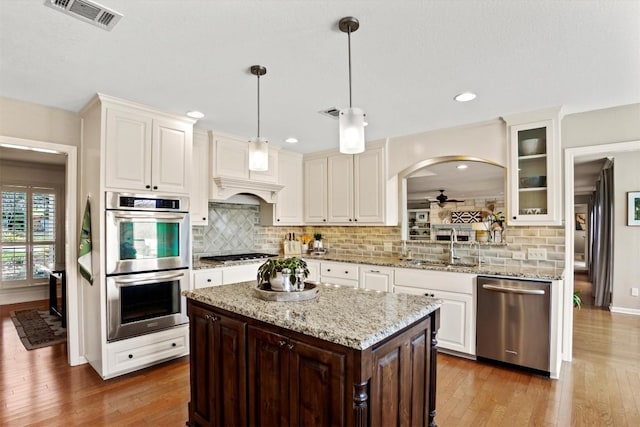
[476,276,551,374]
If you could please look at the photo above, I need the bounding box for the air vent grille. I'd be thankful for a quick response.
[319,107,340,119]
[44,0,123,31]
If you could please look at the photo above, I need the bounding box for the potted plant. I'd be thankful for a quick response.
[257,257,309,291]
[573,289,582,309]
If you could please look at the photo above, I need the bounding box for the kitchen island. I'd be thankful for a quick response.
[183,281,441,427]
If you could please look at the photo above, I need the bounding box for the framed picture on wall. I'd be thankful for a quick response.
[575,213,586,231]
[628,192,640,226]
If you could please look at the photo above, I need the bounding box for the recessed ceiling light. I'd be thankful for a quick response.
[454,92,477,102]
[457,164,468,170]
[186,111,205,119]
[285,137,299,144]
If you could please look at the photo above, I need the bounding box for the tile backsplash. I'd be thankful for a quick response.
[193,202,565,269]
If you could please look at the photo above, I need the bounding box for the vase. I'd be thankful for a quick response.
[270,271,291,292]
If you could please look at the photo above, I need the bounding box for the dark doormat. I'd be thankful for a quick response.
[10,308,67,350]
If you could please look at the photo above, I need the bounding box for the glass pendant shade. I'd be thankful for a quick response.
[339,107,365,154]
[249,137,269,171]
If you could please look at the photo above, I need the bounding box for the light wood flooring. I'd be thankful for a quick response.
[1,273,639,426]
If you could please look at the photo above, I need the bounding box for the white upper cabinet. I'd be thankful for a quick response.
[303,156,329,223]
[104,102,193,194]
[504,107,562,226]
[354,147,385,223]
[260,150,303,225]
[327,153,354,222]
[209,132,282,202]
[190,130,209,226]
[305,143,391,225]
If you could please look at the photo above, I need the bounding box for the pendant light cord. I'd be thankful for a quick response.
[256,73,261,138]
[347,27,353,108]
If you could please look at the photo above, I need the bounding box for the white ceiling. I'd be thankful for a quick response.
[1,0,639,155]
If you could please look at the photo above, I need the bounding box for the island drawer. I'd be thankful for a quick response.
[321,261,358,281]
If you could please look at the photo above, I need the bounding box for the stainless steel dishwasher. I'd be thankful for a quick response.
[476,276,551,373]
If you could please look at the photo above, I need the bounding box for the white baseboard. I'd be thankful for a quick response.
[610,306,640,316]
[0,286,48,305]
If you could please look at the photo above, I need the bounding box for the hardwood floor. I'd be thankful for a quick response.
[1,274,639,426]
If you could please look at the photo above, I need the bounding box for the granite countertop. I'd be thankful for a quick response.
[193,253,564,281]
[183,281,441,350]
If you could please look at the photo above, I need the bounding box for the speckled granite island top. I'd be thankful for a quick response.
[183,282,441,350]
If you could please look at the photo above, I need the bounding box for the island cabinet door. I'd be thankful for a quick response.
[369,317,432,427]
[247,326,290,426]
[248,325,348,427]
[188,302,247,427]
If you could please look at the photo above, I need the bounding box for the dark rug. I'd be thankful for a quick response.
[10,308,67,350]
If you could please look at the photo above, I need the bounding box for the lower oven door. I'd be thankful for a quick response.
[106,269,189,341]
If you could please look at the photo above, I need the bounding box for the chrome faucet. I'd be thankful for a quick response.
[448,229,460,265]
[471,241,481,267]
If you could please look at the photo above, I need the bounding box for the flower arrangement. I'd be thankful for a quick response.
[301,234,313,245]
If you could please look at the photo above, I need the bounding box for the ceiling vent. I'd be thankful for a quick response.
[319,107,340,119]
[44,0,123,31]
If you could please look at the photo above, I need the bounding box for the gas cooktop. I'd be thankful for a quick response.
[199,252,277,263]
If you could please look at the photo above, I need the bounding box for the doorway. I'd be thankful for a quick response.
[563,140,640,361]
[0,135,80,366]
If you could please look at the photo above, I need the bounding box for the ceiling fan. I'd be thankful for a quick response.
[429,190,465,207]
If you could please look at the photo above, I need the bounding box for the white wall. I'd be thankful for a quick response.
[387,119,507,177]
[563,103,640,313]
[0,96,81,146]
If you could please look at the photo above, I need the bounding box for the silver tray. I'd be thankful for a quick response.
[253,281,319,302]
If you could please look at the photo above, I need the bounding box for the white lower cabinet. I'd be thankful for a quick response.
[221,262,261,285]
[192,268,223,289]
[304,259,321,282]
[104,325,189,379]
[359,266,394,292]
[394,268,476,356]
[320,261,358,287]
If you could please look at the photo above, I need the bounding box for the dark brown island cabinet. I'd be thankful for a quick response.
[185,282,441,427]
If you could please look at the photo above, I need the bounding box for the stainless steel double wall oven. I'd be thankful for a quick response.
[105,192,190,341]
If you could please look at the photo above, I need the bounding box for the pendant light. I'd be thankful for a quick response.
[248,65,269,171]
[338,16,365,154]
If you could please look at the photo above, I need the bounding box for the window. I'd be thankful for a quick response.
[1,185,56,287]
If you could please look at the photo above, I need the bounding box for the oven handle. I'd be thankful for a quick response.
[482,284,545,295]
[112,213,185,221]
[114,271,185,286]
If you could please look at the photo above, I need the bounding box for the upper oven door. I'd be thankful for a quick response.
[106,210,190,275]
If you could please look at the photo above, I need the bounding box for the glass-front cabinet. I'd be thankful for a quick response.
[505,108,562,225]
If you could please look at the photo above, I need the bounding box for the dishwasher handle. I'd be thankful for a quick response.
[481,284,545,295]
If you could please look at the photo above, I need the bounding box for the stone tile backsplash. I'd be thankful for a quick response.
[193,202,565,269]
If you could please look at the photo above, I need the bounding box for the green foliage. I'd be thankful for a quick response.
[313,233,322,241]
[257,257,309,285]
[573,290,582,309]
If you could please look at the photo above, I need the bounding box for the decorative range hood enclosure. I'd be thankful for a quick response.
[212,176,283,204]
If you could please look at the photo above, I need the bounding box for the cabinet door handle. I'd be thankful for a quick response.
[370,270,380,273]
[202,217,206,221]
[128,354,133,359]
[205,313,218,322]
[277,218,280,222]
[512,216,517,220]
[327,269,331,272]
[344,271,349,274]
[278,339,287,347]
[354,218,358,222]
[153,186,158,190]
[323,219,326,222]
[349,218,352,222]
[145,185,151,189]
[287,343,294,350]
[172,342,176,347]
